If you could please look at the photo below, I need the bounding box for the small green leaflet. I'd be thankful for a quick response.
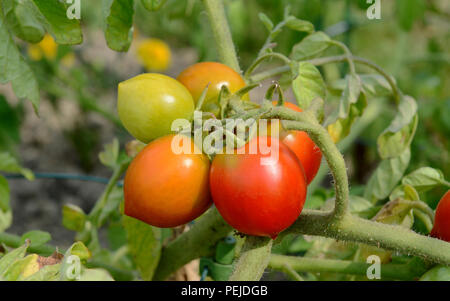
[123,216,162,280]
[0,14,40,112]
[292,62,326,111]
[103,0,135,52]
[377,95,418,159]
[291,31,331,61]
[364,147,411,202]
[32,0,83,45]
[2,0,46,43]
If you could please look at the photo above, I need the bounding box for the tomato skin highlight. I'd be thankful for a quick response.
[266,102,322,184]
[210,136,307,239]
[124,135,211,228]
[431,190,450,242]
[117,73,195,143]
[177,62,248,115]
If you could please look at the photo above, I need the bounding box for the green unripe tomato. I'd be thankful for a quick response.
[117,73,195,143]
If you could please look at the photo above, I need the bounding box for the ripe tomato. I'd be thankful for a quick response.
[124,135,211,228]
[431,190,450,242]
[210,136,307,239]
[263,101,322,184]
[117,73,194,143]
[177,62,248,115]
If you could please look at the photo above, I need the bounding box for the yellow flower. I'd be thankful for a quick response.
[136,38,172,72]
[27,34,58,61]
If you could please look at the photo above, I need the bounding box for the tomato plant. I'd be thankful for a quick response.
[0,0,449,284]
[210,136,307,239]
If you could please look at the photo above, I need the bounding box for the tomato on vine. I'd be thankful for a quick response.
[431,190,450,242]
[209,136,307,239]
[117,73,195,143]
[177,62,248,115]
[262,101,322,184]
[124,135,211,228]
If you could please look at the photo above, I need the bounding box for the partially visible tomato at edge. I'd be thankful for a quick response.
[177,62,248,115]
[263,101,322,184]
[124,135,211,228]
[431,190,450,242]
[209,136,307,239]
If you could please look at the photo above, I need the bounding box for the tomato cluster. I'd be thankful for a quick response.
[118,62,322,239]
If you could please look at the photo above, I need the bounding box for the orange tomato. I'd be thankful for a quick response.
[177,62,248,115]
[124,135,211,228]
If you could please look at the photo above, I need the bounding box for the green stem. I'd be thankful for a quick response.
[249,55,401,103]
[153,208,232,280]
[89,162,129,227]
[280,263,304,281]
[202,0,241,73]
[229,236,273,281]
[0,232,55,256]
[328,40,356,74]
[244,53,291,79]
[269,254,426,280]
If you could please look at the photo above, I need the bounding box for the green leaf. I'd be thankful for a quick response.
[98,186,123,226]
[258,12,273,32]
[377,96,418,159]
[99,139,120,168]
[291,31,330,61]
[0,152,34,180]
[0,242,28,275]
[349,195,373,215]
[285,17,314,34]
[364,147,411,202]
[62,204,86,232]
[401,167,447,192]
[103,0,135,52]
[373,199,415,228]
[337,74,362,118]
[21,230,51,247]
[123,216,162,280]
[327,92,366,143]
[31,0,82,44]
[0,13,40,112]
[292,62,326,110]
[2,254,39,281]
[2,0,46,43]
[78,268,114,281]
[396,0,425,31]
[331,74,393,98]
[0,95,21,152]
[141,0,167,12]
[0,175,10,212]
[67,242,91,261]
[23,263,60,281]
[0,209,12,233]
[420,266,450,281]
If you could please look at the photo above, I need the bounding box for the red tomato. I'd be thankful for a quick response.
[177,62,248,115]
[124,135,211,228]
[431,190,450,242]
[266,101,322,184]
[210,136,307,239]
